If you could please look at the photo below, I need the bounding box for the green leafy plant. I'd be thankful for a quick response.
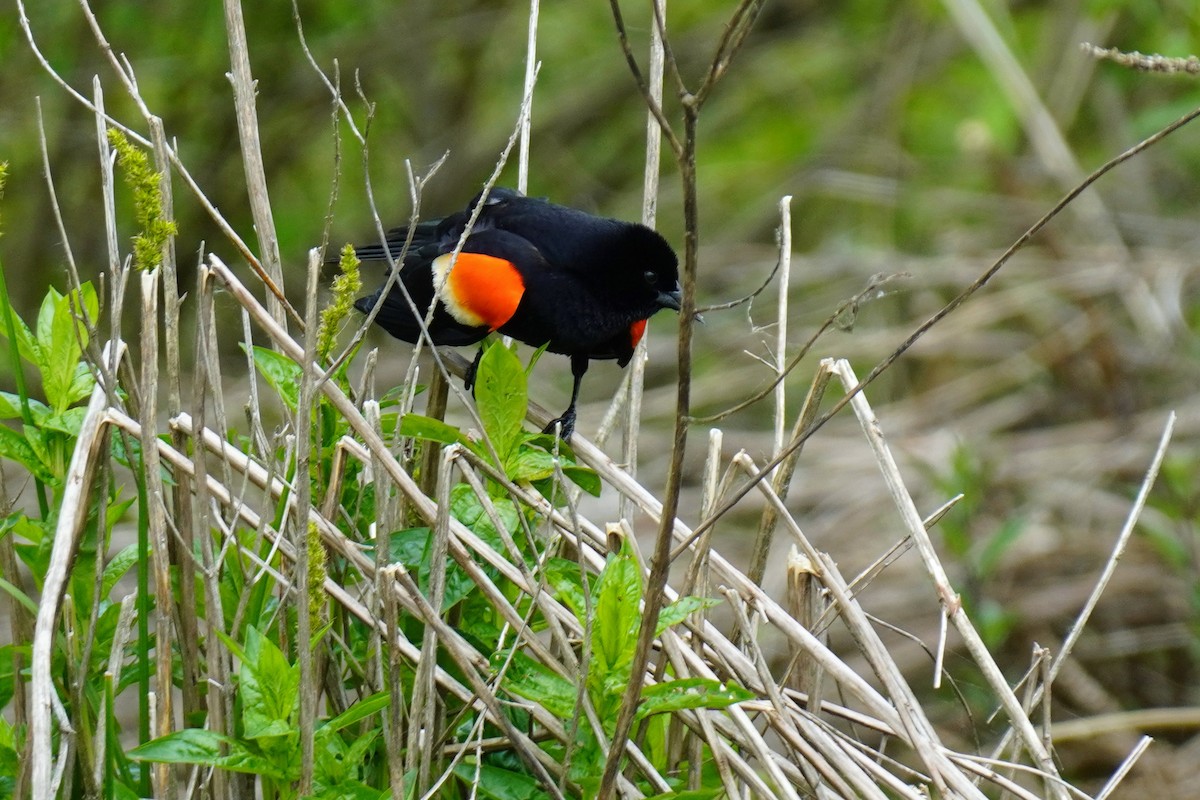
[494,537,749,795]
[130,625,389,800]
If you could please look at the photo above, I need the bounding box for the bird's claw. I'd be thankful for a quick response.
[542,411,576,441]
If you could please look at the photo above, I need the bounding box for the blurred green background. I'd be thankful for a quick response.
[5,1,1200,793]
[3,0,1199,307]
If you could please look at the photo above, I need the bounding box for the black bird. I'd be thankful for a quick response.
[353,187,681,439]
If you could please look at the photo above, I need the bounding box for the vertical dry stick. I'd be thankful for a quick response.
[747,361,832,585]
[139,270,177,799]
[148,116,201,725]
[517,0,539,194]
[30,359,116,800]
[619,0,666,517]
[382,571,408,800]
[411,447,455,791]
[772,196,793,466]
[191,269,231,800]
[293,249,324,793]
[222,0,287,329]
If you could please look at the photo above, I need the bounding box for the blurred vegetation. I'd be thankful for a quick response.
[4,0,1200,794]
[2,0,1199,320]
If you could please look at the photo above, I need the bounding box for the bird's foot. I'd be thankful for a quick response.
[542,409,576,441]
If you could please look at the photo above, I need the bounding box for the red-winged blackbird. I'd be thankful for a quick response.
[353,187,681,439]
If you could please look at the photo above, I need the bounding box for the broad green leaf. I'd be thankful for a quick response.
[634,678,755,720]
[321,691,389,732]
[42,286,94,413]
[0,425,56,484]
[452,761,550,800]
[313,723,371,788]
[243,344,302,410]
[100,543,140,598]
[590,539,642,708]
[474,342,526,463]
[375,527,478,608]
[41,407,89,437]
[64,361,97,406]
[655,596,720,637]
[0,286,42,369]
[0,393,48,423]
[398,413,471,448]
[450,483,517,551]
[493,650,577,719]
[21,425,54,477]
[34,288,61,368]
[128,729,294,780]
[240,625,300,740]
[560,464,601,496]
[505,447,557,483]
[542,558,587,623]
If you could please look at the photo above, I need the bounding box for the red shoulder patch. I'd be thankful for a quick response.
[629,319,648,348]
[433,252,525,331]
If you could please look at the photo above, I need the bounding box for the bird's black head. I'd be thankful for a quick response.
[609,223,681,315]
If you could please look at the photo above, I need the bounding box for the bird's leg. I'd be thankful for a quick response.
[544,355,589,440]
[463,346,485,394]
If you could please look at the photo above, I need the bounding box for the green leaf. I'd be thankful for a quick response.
[0,577,36,616]
[473,342,527,463]
[655,596,720,637]
[41,407,89,437]
[0,393,49,423]
[100,543,140,598]
[560,464,601,496]
[542,558,587,623]
[643,789,724,800]
[243,344,302,410]
[450,483,517,551]
[376,527,478,609]
[634,678,755,720]
[452,761,551,800]
[313,723,381,791]
[129,729,294,780]
[590,539,642,709]
[64,361,97,406]
[505,447,557,483]
[320,691,390,732]
[493,650,577,719]
[240,625,300,740]
[0,425,57,484]
[398,413,471,448]
[0,285,43,369]
[40,285,96,413]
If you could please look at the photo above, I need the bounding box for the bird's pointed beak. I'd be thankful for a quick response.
[657,286,683,311]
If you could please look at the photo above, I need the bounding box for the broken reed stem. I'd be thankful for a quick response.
[222,0,287,330]
[139,270,176,799]
[617,0,666,518]
[773,195,793,469]
[828,358,1067,799]
[517,0,539,194]
[30,345,122,800]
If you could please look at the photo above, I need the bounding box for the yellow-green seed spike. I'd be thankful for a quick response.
[315,244,362,361]
[307,521,329,629]
[107,129,177,272]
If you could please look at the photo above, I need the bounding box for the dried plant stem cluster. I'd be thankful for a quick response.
[13,1,1193,799]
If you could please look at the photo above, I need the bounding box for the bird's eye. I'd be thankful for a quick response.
[643,269,658,285]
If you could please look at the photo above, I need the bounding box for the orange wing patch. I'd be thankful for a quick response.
[432,252,525,330]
